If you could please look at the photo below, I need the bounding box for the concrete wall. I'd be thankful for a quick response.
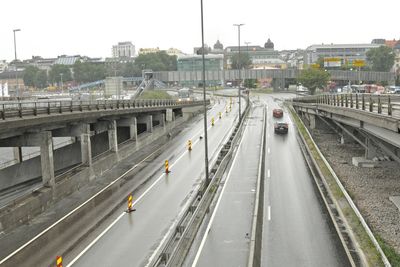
[91,132,109,157]
[0,142,82,191]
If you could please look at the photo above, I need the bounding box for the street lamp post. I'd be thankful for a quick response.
[200,0,210,186]
[233,23,244,121]
[60,73,64,94]
[13,29,21,98]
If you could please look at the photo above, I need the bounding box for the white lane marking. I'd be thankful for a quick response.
[192,121,247,267]
[268,206,271,221]
[267,169,270,178]
[267,147,270,154]
[67,106,234,266]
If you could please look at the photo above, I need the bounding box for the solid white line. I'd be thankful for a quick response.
[67,106,232,266]
[267,169,270,178]
[267,147,270,154]
[192,121,247,267]
[268,206,271,221]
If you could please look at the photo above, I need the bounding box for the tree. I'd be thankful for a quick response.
[366,46,395,72]
[244,78,257,88]
[23,66,40,87]
[34,70,48,89]
[73,61,107,83]
[133,51,177,72]
[231,53,252,69]
[49,64,72,83]
[297,68,330,95]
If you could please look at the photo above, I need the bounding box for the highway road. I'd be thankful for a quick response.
[191,102,264,267]
[260,93,350,266]
[62,97,245,266]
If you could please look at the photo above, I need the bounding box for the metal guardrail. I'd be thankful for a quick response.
[0,99,208,120]
[293,93,400,118]
[290,106,391,266]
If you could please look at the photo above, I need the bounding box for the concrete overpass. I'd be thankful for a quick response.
[291,93,400,164]
[154,69,396,88]
[0,99,208,192]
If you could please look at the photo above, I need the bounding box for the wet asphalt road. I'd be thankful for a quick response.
[192,103,264,267]
[66,97,245,267]
[261,94,349,267]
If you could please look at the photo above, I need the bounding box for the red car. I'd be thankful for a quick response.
[274,122,289,134]
[272,108,283,118]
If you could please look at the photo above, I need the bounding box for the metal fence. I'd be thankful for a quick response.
[293,94,400,118]
[0,99,207,120]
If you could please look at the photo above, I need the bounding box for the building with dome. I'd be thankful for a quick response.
[264,38,274,50]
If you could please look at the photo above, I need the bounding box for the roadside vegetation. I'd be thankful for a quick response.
[137,90,172,100]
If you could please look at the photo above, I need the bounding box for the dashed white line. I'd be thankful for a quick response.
[268,206,271,221]
[267,169,270,178]
[267,147,270,154]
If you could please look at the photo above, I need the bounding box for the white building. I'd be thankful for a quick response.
[0,60,8,73]
[112,42,135,58]
[305,43,381,66]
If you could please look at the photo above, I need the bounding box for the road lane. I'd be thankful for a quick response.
[192,104,264,267]
[261,94,350,267]
[66,98,243,266]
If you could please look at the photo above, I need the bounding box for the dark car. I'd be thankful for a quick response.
[272,108,283,118]
[274,122,289,134]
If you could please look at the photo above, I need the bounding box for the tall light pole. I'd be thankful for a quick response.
[13,29,21,98]
[233,23,244,121]
[60,73,64,94]
[200,0,210,186]
[245,41,251,54]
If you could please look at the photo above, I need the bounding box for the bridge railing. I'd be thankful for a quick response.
[293,94,400,118]
[0,99,208,120]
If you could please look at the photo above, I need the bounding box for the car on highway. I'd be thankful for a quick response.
[274,122,289,134]
[272,108,283,118]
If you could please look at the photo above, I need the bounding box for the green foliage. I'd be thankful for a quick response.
[366,46,395,72]
[137,90,172,99]
[73,61,107,83]
[23,66,40,87]
[231,53,252,69]
[34,70,48,89]
[134,51,177,72]
[49,64,72,83]
[122,62,141,77]
[244,78,257,88]
[297,68,330,95]
[376,235,400,266]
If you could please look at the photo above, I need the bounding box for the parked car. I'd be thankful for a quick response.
[272,108,283,118]
[274,122,289,134]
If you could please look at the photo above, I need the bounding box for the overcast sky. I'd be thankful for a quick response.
[0,0,399,61]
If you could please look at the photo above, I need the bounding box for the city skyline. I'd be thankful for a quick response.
[0,0,399,61]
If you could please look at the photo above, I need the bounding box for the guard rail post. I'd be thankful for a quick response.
[369,95,373,112]
[59,101,62,114]
[345,94,348,107]
[1,104,5,120]
[33,102,37,116]
[47,101,51,115]
[350,94,353,108]
[356,94,359,109]
[388,96,392,116]
[79,101,83,112]
[362,94,365,110]
[18,102,22,118]
[377,95,382,114]
[341,94,344,107]
[70,100,73,112]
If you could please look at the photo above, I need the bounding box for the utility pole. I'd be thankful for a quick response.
[233,23,244,121]
[13,29,21,98]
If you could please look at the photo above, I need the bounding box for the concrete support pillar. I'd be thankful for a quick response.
[166,108,174,122]
[13,147,22,163]
[40,131,55,188]
[108,120,118,152]
[365,137,378,159]
[153,113,165,127]
[138,115,153,133]
[309,114,316,129]
[80,124,92,167]
[129,117,138,140]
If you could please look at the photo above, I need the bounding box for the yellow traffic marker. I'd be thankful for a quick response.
[188,140,192,151]
[211,117,215,126]
[219,112,222,119]
[126,194,136,213]
[165,160,170,174]
[56,256,63,267]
